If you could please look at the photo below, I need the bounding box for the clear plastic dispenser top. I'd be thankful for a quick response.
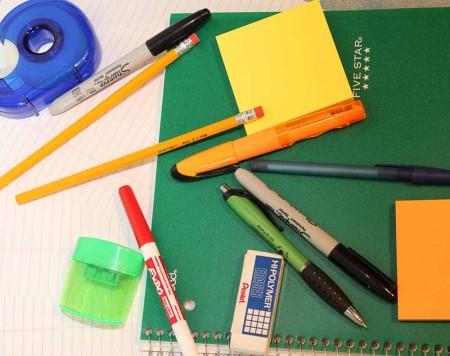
[60,237,144,325]
[0,0,101,118]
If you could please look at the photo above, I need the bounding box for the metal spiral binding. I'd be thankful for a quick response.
[141,328,449,356]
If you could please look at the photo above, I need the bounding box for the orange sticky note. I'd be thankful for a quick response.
[396,199,450,320]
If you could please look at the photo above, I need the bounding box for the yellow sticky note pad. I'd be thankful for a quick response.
[216,1,353,135]
[395,199,450,320]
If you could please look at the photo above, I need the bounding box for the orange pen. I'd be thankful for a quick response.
[171,100,366,180]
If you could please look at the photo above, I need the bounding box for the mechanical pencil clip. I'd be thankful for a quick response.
[119,185,199,356]
[220,183,367,328]
[50,9,211,114]
[235,167,397,302]
[250,160,450,186]
[171,100,366,180]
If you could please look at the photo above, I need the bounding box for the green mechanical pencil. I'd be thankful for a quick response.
[220,183,367,328]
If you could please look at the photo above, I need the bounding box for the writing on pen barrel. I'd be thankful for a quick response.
[235,168,397,302]
[171,100,366,180]
[16,106,263,204]
[250,160,450,186]
[49,9,211,115]
[119,185,199,356]
[0,34,200,192]
[220,183,367,328]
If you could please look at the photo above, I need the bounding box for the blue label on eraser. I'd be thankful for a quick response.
[242,255,282,337]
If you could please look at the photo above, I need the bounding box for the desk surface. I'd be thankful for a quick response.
[0,1,448,356]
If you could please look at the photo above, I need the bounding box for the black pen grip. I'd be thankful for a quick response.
[300,262,351,314]
[329,244,397,302]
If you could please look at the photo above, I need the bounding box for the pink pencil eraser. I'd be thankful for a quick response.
[189,33,200,45]
[254,106,264,118]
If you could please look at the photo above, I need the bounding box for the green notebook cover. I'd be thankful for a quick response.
[141,8,450,349]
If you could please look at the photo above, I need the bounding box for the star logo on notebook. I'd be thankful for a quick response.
[352,37,371,98]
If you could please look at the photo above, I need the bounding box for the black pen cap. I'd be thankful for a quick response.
[146,8,211,55]
[329,244,397,302]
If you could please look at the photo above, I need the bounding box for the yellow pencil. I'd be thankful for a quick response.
[0,34,200,191]
[16,107,264,204]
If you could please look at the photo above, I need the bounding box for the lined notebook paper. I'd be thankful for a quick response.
[0,1,303,355]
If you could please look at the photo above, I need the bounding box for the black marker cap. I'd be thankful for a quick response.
[146,8,211,55]
[329,243,397,302]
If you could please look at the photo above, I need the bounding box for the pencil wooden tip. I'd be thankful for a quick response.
[15,193,26,205]
[0,177,11,191]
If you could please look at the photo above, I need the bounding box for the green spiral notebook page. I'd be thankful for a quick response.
[141,7,450,351]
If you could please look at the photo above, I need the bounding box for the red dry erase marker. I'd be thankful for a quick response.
[119,185,198,355]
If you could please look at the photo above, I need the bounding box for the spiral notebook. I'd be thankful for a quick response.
[141,7,450,354]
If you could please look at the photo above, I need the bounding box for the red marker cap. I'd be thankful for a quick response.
[119,185,155,247]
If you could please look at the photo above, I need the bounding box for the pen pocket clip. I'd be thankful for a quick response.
[171,164,239,181]
[231,188,284,232]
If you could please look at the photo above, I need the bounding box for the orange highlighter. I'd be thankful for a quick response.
[171,100,366,180]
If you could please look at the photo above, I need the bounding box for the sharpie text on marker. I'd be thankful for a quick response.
[50,9,211,114]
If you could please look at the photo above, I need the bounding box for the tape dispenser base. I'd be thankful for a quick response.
[0,0,101,118]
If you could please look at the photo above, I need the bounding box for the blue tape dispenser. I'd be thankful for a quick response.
[0,0,101,118]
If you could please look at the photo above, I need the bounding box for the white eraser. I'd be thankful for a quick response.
[230,250,285,355]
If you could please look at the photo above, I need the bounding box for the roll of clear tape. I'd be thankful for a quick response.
[0,0,101,118]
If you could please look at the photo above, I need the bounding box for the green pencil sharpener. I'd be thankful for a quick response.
[60,237,144,325]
